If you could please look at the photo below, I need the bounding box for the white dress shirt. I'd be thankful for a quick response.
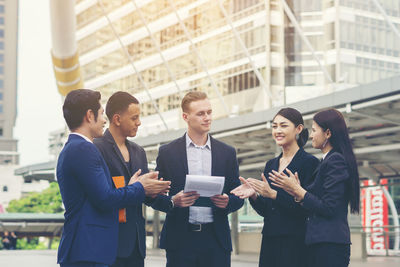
[70,132,92,143]
[186,133,214,224]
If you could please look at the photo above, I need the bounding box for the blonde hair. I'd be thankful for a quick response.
[181,91,208,112]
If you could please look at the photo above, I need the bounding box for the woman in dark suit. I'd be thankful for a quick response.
[269,109,360,267]
[232,108,319,267]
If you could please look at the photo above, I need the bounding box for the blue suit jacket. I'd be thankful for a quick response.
[151,134,244,252]
[249,148,319,237]
[303,150,351,245]
[57,134,145,265]
[94,129,150,259]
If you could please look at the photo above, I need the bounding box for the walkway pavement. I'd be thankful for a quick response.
[0,249,399,267]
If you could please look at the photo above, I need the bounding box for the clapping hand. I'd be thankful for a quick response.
[128,169,142,185]
[131,171,171,197]
[269,168,306,200]
[231,177,256,199]
[247,173,277,199]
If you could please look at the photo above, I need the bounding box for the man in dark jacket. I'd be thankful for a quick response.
[151,91,244,267]
[94,92,153,267]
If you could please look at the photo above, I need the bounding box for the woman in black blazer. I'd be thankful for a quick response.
[232,108,319,267]
[269,109,360,267]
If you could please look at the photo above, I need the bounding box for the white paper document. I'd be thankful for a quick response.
[184,175,225,197]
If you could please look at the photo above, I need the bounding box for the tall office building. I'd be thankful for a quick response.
[284,0,400,102]
[72,0,400,137]
[0,0,18,164]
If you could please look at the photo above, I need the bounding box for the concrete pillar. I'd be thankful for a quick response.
[231,211,239,254]
[152,210,160,248]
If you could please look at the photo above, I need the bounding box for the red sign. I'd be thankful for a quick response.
[362,179,389,252]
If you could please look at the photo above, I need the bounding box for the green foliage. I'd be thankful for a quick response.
[13,237,60,250]
[6,182,63,213]
[0,237,61,250]
[16,237,39,250]
[3,183,63,250]
[50,237,60,250]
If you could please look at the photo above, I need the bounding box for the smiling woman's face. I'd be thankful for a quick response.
[271,115,297,147]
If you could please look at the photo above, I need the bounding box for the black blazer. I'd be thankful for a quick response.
[94,129,149,258]
[303,150,351,245]
[249,148,319,237]
[151,134,244,252]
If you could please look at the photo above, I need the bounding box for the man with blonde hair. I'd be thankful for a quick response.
[151,91,243,267]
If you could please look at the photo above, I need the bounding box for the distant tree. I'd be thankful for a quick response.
[4,182,63,250]
[6,182,63,213]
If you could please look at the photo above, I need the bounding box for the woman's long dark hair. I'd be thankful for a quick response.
[313,109,360,214]
[274,108,309,147]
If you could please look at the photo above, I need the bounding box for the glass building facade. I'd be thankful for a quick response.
[74,0,400,135]
[73,0,400,219]
[0,1,4,117]
[0,0,18,164]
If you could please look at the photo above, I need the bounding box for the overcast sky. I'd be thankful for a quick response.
[14,0,65,166]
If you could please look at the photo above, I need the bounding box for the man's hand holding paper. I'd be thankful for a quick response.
[210,193,229,208]
[171,190,200,207]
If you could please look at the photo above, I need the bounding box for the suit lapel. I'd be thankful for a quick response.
[177,134,190,219]
[178,134,189,175]
[210,136,218,176]
[105,129,131,178]
[312,162,322,177]
[312,149,335,177]
[285,148,303,172]
[127,143,138,175]
[113,143,131,176]
[270,156,280,172]
[307,150,336,190]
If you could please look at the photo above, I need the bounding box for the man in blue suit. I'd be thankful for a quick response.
[57,89,170,267]
[94,92,152,267]
[151,91,244,267]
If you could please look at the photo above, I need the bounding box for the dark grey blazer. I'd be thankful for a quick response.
[151,134,244,252]
[94,129,149,258]
[249,148,319,237]
[303,150,352,245]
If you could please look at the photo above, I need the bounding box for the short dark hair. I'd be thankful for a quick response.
[273,108,308,147]
[105,91,139,121]
[314,109,360,214]
[63,89,101,130]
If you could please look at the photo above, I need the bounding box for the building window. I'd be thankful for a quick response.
[0,17,3,25]
[0,80,3,88]
[0,66,3,74]
[0,127,3,136]
[0,92,3,100]
[3,185,7,192]
[0,54,3,62]
[0,6,4,13]
[0,42,3,50]
[0,29,3,38]
[0,104,3,113]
